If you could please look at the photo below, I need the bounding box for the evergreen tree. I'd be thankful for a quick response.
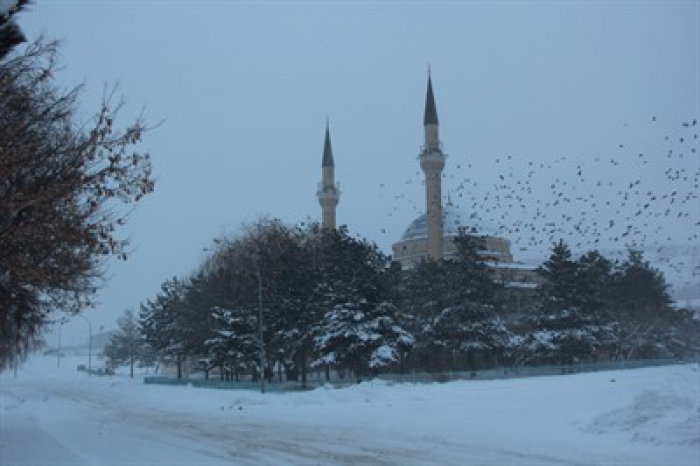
[396,258,448,320]
[451,232,502,307]
[576,250,614,312]
[310,226,411,379]
[178,270,224,378]
[525,243,620,364]
[424,302,517,371]
[312,301,414,380]
[139,278,189,378]
[610,249,671,313]
[104,309,142,378]
[608,248,674,359]
[313,225,392,307]
[536,240,582,312]
[660,307,700,358]
[518,309,619,365]
[399,230,507,371]
[206,306,259,381]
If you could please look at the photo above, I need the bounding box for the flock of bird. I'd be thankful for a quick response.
[377,117,699,290]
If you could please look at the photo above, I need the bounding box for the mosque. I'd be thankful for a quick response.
[316,74,540,289]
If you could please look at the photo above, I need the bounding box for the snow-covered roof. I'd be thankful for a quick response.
[400,203,496,241]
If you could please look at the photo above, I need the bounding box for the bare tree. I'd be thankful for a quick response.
[0,40,155,369]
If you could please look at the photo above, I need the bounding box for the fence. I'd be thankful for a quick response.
[375,358,695,384]
[143,376,311,392]
[143,357,696,391]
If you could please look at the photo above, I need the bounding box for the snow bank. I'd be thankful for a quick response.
[586,365,699,447]
[1,355,698,465]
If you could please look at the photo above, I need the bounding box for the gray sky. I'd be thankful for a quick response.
[19,1,698,343]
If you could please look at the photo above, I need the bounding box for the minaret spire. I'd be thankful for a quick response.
[424,73,439,126]
[419,71,446,260]
[318,120,340,229]
[322,118,334,167]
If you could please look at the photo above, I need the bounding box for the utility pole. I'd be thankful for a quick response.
[57,321,62,369]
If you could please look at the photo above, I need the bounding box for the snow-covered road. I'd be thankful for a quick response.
[1,356,698,465]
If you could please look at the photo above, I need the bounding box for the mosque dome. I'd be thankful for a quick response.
[393,203,513,268]
[400,203,495,241]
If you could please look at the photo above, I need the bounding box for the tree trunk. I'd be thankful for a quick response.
[285,363,299,381]
[129,341,135,378]
[301,355,308,389]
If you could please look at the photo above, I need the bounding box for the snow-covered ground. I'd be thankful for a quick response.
[1,356,698,465]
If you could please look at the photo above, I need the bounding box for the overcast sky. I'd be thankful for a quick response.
[19,0,698,342]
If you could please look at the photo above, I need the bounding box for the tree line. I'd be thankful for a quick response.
[106,219,699,383]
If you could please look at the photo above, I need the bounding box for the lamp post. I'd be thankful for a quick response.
[251,253,266,394]
[76,314,92,376]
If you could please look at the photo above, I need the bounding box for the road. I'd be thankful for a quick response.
[1,357,696,465]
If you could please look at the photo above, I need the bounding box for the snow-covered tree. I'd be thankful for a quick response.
[517,308,619,365]
[526,244,690,362]
[139,278,190,378]
[312,301,414,380]
[204,220,319,385]
[527,243,621,363]
[205,306,259,381]
[309,226,407,379]
[260,223,317,385]
[178,270,229,378]
[424,303,518,370]
[399,230,508,371]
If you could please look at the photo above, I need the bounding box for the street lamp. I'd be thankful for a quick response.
[75,314,92,376]
[47,317,68,369]
[251,253,266,394]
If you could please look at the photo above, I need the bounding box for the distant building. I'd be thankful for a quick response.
[315,73,541,291]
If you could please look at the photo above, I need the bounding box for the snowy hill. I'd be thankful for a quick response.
[1,355,697,465]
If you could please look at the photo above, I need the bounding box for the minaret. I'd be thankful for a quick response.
[317,121,340,229]
[420,73,446,260]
